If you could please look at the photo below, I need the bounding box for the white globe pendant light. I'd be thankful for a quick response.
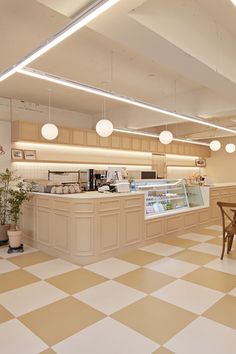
[159,130,173,145]
[41,89,58,140]
[41,123,58,140]
[96,119,113,137]
[225,143,236,153]
[210,140,221,151]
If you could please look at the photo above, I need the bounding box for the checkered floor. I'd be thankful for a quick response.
[1,225,236,354]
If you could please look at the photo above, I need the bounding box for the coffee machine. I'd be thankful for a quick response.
[79,169,95,191]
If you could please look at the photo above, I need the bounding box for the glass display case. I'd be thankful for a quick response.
[131,179,204,217]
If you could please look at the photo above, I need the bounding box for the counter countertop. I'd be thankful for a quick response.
[31,191,145,199]
[205,183,236,188]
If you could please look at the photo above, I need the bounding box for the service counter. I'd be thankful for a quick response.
[20,185,236,265]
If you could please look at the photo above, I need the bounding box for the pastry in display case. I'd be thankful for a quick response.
[131,179,204,217]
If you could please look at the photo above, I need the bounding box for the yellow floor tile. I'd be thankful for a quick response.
[183,268,236,292]
[115,268,175,294]
[0,304,14,324]
[9,251,55,267]
[152,347,174,354]
[46,268,107,294]
[204,295,236,330]
[194,228,222,237]
[39,349,56,354]
[156,236,198,248]
[0,269,40,293]
[171,249,217,265]
[116,250,163,266]
[206,238,223,246]
[112,296,196,344]
[19,297,105,346]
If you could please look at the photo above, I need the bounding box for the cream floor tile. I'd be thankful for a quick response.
[206,225,222,231]
[152,279,224,315]
[178,232,214,242]
[0,259,19,273]
[165,316,236,354]
[183,268,236,292]
[0,319,47,354]
[0,244,37,258]
[204,295,236,330]
[112,296,196,344]
[25,258,79,279]
[115,268,175,294]
[53,317,159,354]
[170,249,217,265]
[205,257,236,276]
[19,297,105,346]
[0,269,40,293]
[141,242,183,256]
[116,249,163,266]
[85,257,139,279]
[0,305,13,324]
[74,280,145,315]
[9,251,55,267]
[190,242,222,256]
[229,287,236,297]
[0,281,68,316]
[46,268,107,294]
[146,258,199,278]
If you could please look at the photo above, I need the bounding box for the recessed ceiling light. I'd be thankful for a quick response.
[0,0,119,82]
[230,0,236,6]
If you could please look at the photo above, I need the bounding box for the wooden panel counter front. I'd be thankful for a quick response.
[20,186,233,265]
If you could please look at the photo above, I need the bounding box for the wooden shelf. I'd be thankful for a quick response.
[11,159,150,166]
[167,164,197,167]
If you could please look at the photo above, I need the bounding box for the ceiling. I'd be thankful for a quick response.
[1,0,236,139]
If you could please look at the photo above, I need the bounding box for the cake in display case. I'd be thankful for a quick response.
[131,179,204,217]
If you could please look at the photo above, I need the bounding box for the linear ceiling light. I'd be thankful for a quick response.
[113,128,209,146]
[0,0,119,82]
[19,67,236,137]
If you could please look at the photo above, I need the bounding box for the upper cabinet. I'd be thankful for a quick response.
[11,120,211,157]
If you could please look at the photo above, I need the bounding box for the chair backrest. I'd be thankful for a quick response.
[217,202,236,232]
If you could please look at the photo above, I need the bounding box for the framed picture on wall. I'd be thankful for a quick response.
[24,150,36,160]
[11,149,24,160]
[195,158,206,167]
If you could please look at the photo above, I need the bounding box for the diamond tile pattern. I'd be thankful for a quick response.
[0,225,236,353]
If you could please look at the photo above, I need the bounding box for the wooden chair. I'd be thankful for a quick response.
[217,202,236,260]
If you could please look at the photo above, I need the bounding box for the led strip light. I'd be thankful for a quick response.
[0,0,119,82]
[18,67,236,138]
[113,128,209,146]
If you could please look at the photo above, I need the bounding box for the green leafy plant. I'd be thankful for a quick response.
[8,181,32,230]
[0,169,20,225]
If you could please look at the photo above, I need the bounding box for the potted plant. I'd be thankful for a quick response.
[7,181,32,248]
[0,169,19,245]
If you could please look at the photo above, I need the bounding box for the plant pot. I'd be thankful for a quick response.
[0,224,10,245]
[7,230,22,248]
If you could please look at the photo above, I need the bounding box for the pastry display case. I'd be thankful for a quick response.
[131,179,204,217]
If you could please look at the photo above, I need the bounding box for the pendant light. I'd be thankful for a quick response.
[159,130,173,144]
[210,140,221,151]
[225,143,236,153]
[96,82,113,137]
[41,89,58,140]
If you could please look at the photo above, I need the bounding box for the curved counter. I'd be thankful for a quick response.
[20,186,235,265]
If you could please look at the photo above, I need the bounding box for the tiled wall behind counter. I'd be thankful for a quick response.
[12,163,152,181]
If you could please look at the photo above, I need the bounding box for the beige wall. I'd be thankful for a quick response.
[205,137,236,183]
[0,121,11,171]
